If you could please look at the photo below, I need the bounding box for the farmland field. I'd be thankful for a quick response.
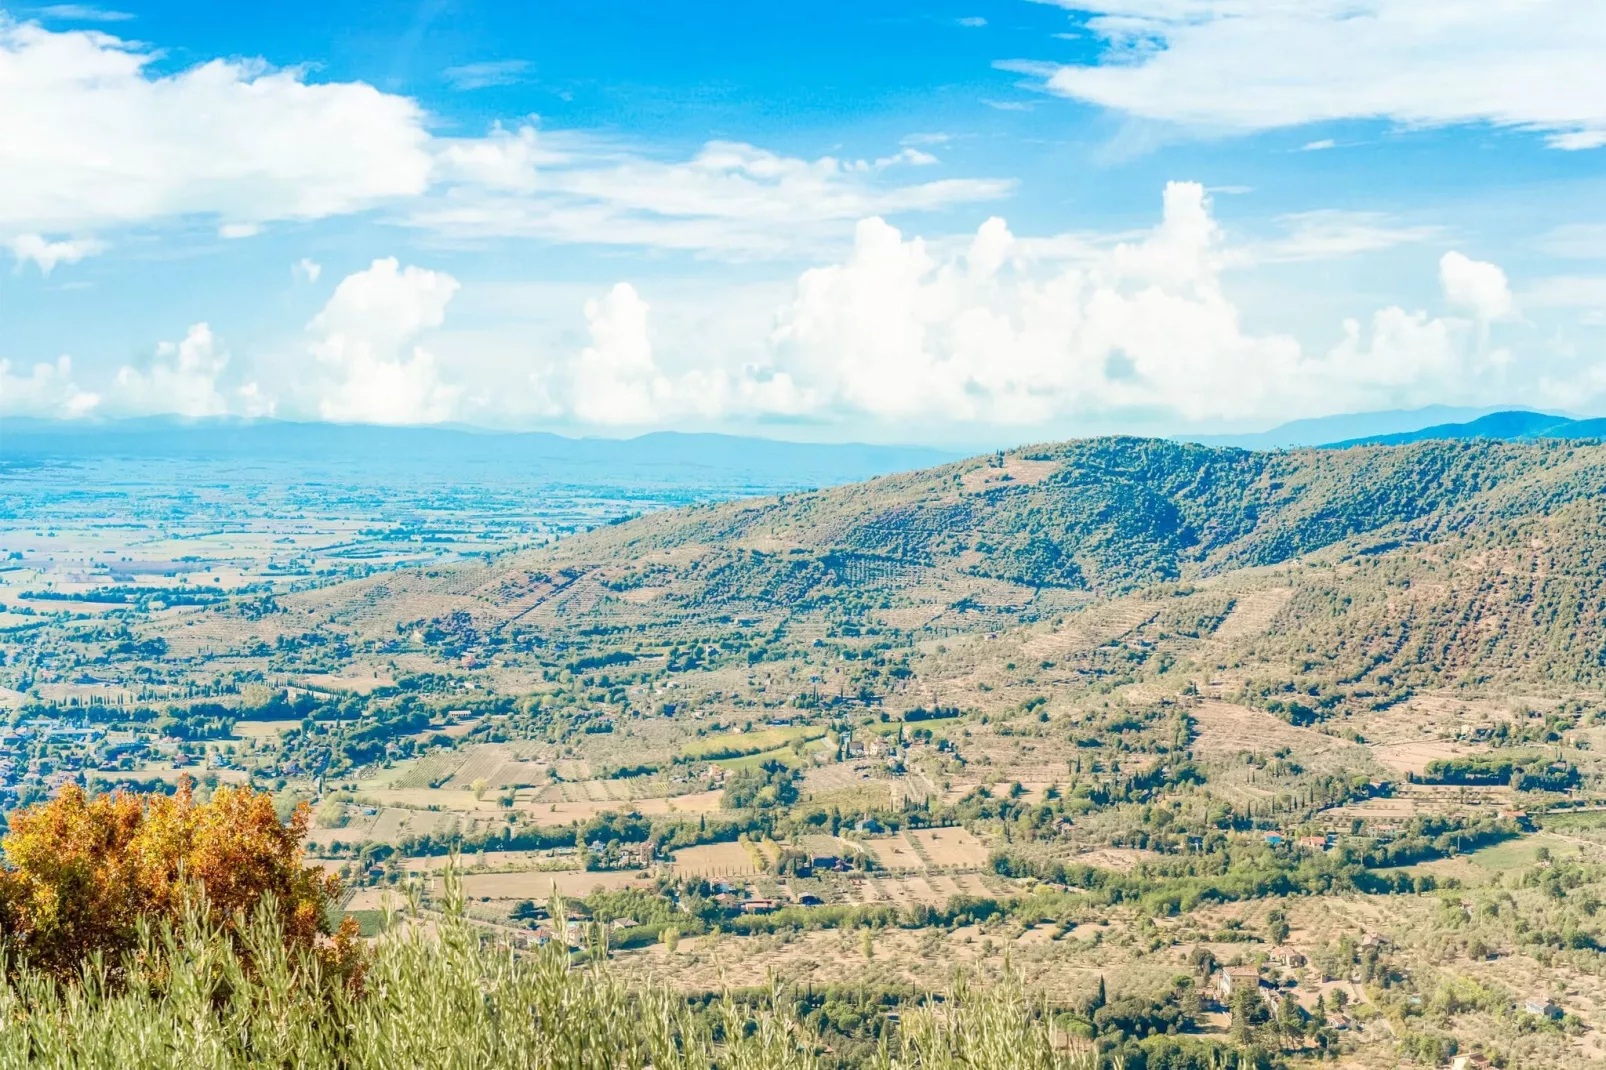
[904,827,990,869]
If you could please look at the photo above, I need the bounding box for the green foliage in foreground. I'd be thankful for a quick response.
[0,869,1258,1070]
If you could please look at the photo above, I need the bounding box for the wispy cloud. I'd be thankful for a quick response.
[1536,223,1606,259]
[415,128,1016,258]
[1522,275,1606,309]
[442,59,532,91]
[1249,210,1442,263]
[1025,0,1606,150]
[33,4,135,21]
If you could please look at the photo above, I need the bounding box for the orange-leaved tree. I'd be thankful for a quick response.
[0,778,360,979]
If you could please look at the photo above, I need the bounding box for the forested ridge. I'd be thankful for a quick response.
[514,436,1606,593]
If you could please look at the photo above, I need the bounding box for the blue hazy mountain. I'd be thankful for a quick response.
[1324,410,1606,448]
[1180,406,1500,450]
[0,418,957,494]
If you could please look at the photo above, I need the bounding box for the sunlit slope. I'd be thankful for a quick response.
[266,436,1606,680]
[518,435,1606,589]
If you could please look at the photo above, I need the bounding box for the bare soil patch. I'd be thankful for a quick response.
[1371,739,1489,776]
[1190,700,1364,767]
[459,869,649,899]
[671,842,760,877]
[864,834,924,872]
[906,826,990,869]
[297,672,394,694]
[1066,847,1160,872]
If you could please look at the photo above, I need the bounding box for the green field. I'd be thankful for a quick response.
[712,736,835,771]
[866,713,964,738]
[1539,810,1606,831]
[680,725,825,761]
[1463,832,1578,873]
[342,909,392,937]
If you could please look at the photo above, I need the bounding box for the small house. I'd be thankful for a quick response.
[1524,997,1560,1019]
[1215,966,1262,1000]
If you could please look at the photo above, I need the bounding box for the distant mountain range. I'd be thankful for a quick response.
[1184,407,1606,450]
[0,418,957,493]
[7,409,1605,484]
[1181,405,1501,449]
[1321,410,1606,448]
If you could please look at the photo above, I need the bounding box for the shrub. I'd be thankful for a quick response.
[0,779,356,980]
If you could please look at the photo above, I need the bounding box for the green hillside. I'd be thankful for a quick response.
[259,434,1606,711]
[518,436,1606,591]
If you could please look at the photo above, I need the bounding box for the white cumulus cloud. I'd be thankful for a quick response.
[761,182,1313,423]
[0,16,433,241]
[9,183,1542,433]
[308,258,461,425]
[472,183,1525,431]
[7,233,103,274]
[558,283,746,426]
[569,283,666,426]
[1439,250,1514,321]
[110,322,250,418]
[0,354,99,416]
[739,182,1520,426]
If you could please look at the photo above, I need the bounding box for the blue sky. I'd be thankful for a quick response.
[2,1,1605,446]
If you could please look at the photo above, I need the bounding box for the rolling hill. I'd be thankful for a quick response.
[211,435,1606,706]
